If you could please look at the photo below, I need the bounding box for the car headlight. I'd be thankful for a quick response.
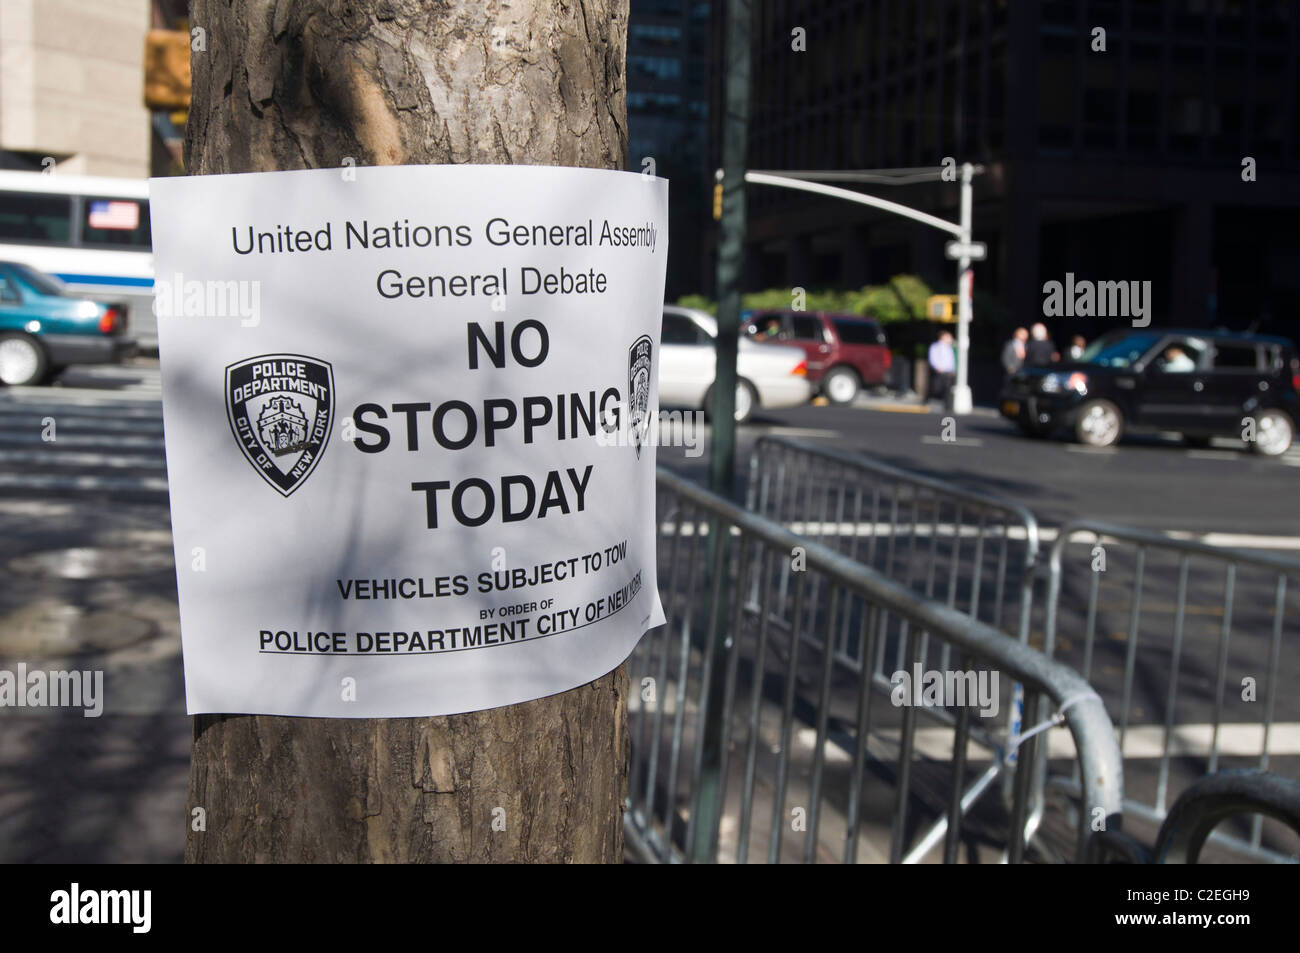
[1040,372,1088,395]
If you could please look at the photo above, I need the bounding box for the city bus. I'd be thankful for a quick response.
[0,170,155,349]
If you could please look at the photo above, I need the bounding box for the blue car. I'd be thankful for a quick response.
[0,260,136,386]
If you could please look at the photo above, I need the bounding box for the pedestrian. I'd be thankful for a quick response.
[1068,335,1086,361]
[1001,326,1028,376]
[927,331,956,406]
[1025,323,1057,366]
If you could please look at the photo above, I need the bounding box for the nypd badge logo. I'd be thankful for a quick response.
[628,334,653,459]
[225,354,334,496]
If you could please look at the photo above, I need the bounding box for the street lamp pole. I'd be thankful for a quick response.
[743,165,984,413]
[952,162,975,415]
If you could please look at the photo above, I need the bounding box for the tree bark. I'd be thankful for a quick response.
[184,0,629,863]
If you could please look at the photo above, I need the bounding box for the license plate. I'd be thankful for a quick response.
[1002,400,1020,416]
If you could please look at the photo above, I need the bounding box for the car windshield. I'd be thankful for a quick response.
[1079,331,1162,368]
[8,262,67,296]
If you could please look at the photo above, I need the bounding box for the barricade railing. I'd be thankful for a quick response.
[746,435,1038,671]
[1151,770,1300,864]
[625,467,1123,863]
[1042,521,1300,862]
[745,435,1043,835]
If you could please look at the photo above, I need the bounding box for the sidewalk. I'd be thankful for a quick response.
[0,496,188,863]
[840,389,1000,417]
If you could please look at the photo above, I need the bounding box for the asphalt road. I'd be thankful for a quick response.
[0,360,183,862]
[658,397,1300,543]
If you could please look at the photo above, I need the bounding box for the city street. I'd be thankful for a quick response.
[2,360,1297,862]
[8,363,1297,541]
[660,398,1300,544]
[5,0,1300,889]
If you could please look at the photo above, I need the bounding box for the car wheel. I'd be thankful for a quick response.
[1018,422,1048,439]
[1183,434,1213,449]
[734,379,759,424]
[823,366,860,405]
[0,334,48,387]
[702,379,760,424]
[1250,410,1294,457]
[1075,399,1123,448]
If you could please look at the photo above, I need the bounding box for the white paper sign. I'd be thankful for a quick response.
[148,165,668,717]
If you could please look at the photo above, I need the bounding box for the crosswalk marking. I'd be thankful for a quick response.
[920,435,983,446]
[0,472,169,494]
[0,449,167,469]
[1177,435,1300,466]
[0,431,165,449]
[0,362,169,499]
[0,412,165,433]
[666,520,1300,550]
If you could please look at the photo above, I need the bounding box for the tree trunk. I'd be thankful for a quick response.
[184,0,630,863]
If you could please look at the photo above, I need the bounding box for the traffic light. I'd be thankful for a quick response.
[712,182,722,221]
[926,295,958,322]
[143,29,192,110]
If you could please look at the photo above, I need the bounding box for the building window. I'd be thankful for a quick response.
[629,55,682,80]
[628,91,683,114]
[1127,89,1160,151]
[630,24,683,48]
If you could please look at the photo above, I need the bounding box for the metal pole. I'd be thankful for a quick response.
[692,0,751,864]
[951,162,974,415]
[743,172,963,236]
[709,0,750,500]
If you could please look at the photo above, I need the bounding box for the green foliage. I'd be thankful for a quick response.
[677,274,937,323]
[674,293,716,315]
[885,275,933,320]
[844,275,934,322]
[676,275,1015,361]
[738,288,797,311]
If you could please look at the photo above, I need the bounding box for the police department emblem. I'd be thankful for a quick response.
[628,334,653,459]
[225,354,334,496]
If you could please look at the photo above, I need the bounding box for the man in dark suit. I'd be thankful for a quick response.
[1025,323,1058,366]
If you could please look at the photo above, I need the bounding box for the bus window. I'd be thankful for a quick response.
[0,191,73,244]
[80,196,151,249]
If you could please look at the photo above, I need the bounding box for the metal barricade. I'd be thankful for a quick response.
[745,435,1043,842]
[625,467,1123,864]
[1042,521,1300,863]
[746,436,1040,654]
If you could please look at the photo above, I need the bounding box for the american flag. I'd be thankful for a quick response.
[87,200,140,231]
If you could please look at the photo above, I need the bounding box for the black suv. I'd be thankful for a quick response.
[1000,329,1299,456]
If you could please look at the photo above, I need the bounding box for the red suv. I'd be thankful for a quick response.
[745,310,891,404]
